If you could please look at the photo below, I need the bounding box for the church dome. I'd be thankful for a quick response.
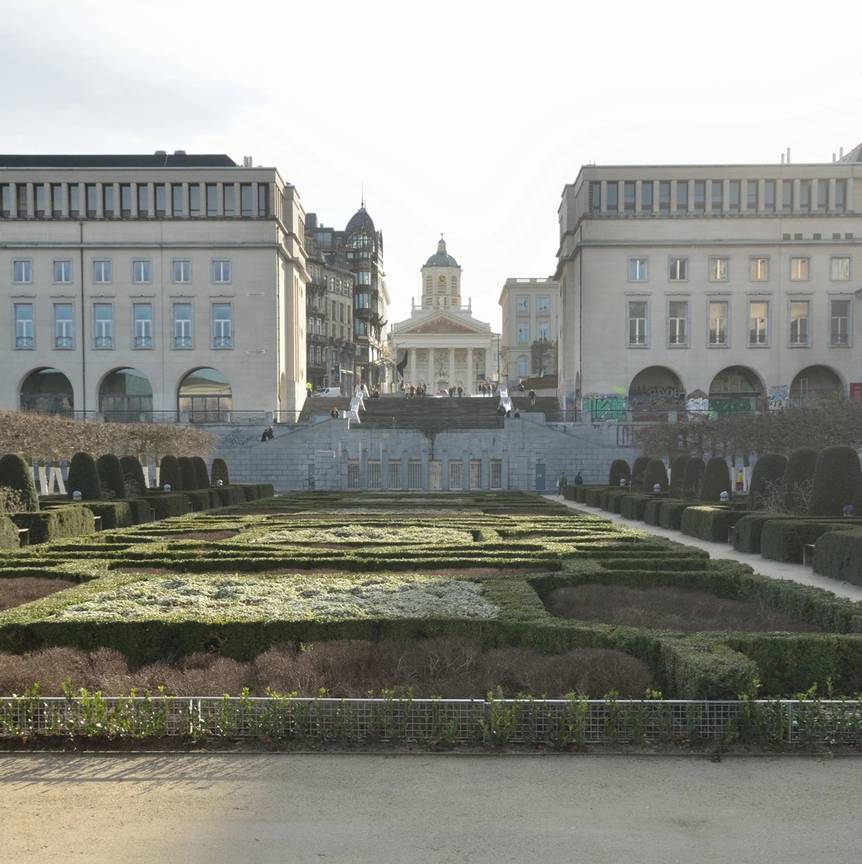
[424,236,459,268]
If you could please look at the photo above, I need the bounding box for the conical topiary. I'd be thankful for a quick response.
[631,456,651,491]
[178,457,197,491]
[608,459,631,487]
[748,453,788,510]
[682,457,705,498]
[159,455,182,491]
[192,457,210,490]
[120,455,147,496]
[700,457,732,502]
[67,452,102,501]
[0,453,39,511]
[211,458,230,486]
[783,447,818,512]
[96,454,126,500]
[669,454,690,496]
[809,446,862,517]
[643,459,669,492]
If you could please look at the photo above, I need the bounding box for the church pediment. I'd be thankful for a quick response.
[399,313,489,335]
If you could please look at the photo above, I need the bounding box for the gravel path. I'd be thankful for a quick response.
[1,753,860,864]
[549,495,862,603]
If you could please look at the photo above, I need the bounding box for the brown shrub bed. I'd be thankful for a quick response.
[544,584,821,633]
[156,530,239,541]
[0,578,76,612]
[0,638,652,698]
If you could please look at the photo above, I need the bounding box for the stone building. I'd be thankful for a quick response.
[389,237,498,394]
[498,277,559,384]
[555,144,862,418]
[0,152,308,422]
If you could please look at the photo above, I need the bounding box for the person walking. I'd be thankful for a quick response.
[457,385,463,398]
[528,389,536,407]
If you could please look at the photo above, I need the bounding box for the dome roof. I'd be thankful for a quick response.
[345,205,376,236]
[424,236,459,268]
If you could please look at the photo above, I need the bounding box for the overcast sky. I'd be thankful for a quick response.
[2,0,861,328]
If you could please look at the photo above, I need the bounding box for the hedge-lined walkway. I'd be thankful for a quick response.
[548,496,862,603]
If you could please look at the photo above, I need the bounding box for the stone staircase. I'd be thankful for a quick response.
[297,396,352,423]
[510,396,564,421]
[354,395,504,433]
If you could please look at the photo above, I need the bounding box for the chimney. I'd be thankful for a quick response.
[154,150,166,156]
[786,147,791,164]
[840,146,844,159]
[833,152,837,163]
[243,156,253,168]
[781,153,785,165]
[174,149,186,156]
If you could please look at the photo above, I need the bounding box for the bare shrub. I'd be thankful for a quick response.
[0,578,76,612]
[545,585,820,633]
[0,487,27,515]
[128,654,249,697]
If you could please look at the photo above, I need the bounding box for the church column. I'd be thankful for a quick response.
[428,348,435,389]
[449,349,455,389]
[467,347,474,395]
[408,347,417,386]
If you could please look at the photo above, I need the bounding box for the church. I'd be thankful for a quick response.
[388,237,499,395]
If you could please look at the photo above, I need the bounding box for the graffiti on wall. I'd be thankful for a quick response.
[767,385,789,412]
[583,394,626,422]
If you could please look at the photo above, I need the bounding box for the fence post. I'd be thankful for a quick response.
[786,701,794,745]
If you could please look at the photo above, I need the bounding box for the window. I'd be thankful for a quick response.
[799,180,811,212]
[782,180,793,212]
[517,324,530,344]
[708,301,728,346]
[789,301,810,346]
[750,257,769,281]
[469,460,482,490]
[746,179,759,211]
[355,293,370,309]
[368,461,382,490]
[516,295,529,313]
[212,303,233,348]
[517,355,529,377]
[709,257,728,282]
[137,184,149,216]
[536,295,550,313]
[132,259,152,283]
[676,181,688,212]
[817,179,829,211]
[729,180,741,210]
[355,320,368,337]
[623,181,635,212]
[355,271,371,286]
[835,180,846,212]
[448,460,463,490]
[33,184,46,217]
[658,181,670,213]
[211,259,231,283]
[711,180,723,212]
[408,460,422,490]
[627,258,648,281]
[51,184,64,216]
[693,180,706,211]
[668,257,687,281]
[388,460,402,490]
[224,185,236,216]
[830,299,851,346]
[589,181,601,213]
[53,259,72,284]
[347,461,360,490]
[171,184,184,216]
[764,180,776,211]
[154,184,166,217]
[749,301,768,346]
[93,259,112,283]
[16,183,27,216]
[133,303,153,348]
[13,259,32,283]
[831,257,851,281]
[93,303,113,348]
[172,259,192,283]
[668,300,688,346]
[628,300,647,346]
[490,459,502,490]
[605,182,618,213]
[240,184,253,216]
[103,184,114,217]
[172,303,193,348]
[1,184,11,216]
[14,304,34,349]
[120,184,132,217]
[54,303,74,349]
[206,184,218,217]
[258,184,269,216]
[188,184,201,217]
[537,320,550,341]
[641,181,653,213]
[790,257,809,281]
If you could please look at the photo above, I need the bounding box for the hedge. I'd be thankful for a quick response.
[731,513,792,554]
[146,492,192,520]
[680,506,738,542]
[96,454,126,500]
[748,453,788,510]
[631,456,651,492]
[643,459,668,493]
[211,458,230,486]
[0,514,19,549]
[0,453,39,511]
[159,455,182,491]
[603,489,629,514]
[620,494,655,521]
[760,519,862,563]
[120,456,148,497]
[178,457,198,492]
[682,457,705,498]
[67,452,102,501]
[215,486,247,507]
[584,487,607,507]
[813,529,862,587]
[192,457,210,490]
[783,447,818,512]
[700,457,731,502]
[809,446,862,517]
[657,501,693,531]
[608,459,630,487]
[11,505,94,544]
[669,455,690,497]
[82,501,135,530]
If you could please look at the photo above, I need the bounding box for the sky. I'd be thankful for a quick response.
[2,0,862,329]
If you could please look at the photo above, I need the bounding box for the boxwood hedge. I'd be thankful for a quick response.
[813,529,862,586]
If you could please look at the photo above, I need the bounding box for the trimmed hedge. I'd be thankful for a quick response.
[147,492,192,520]
[620,494,655,521]
[732,513,791,554]
[120,456,147,497]
[608,459,630,487]
[0,514,19,549]
[700,457,731,502]
[681,506,738,542]
[643,459,668,493]
[602,489,629,514]
[67,452,102,501]
[215,486,247,507]
[658,501,693,531]
[11,505,94,544]
[813,529,862,586]
[682,457,705,498]
[211,458,230,486]
[631,456,651,492]
[83,501,135,530]
[584,487,607,507]
[761,519,862,563]
[783,447,817,512]
[178,457,198,492]
[669,455,690,497]
[0,453,39,511]
[159,455,182,491]
[192,457,210,490]
[748,453,787,510]
[96,454,126,500]
[809,446,861,517]
[644,498,686,527]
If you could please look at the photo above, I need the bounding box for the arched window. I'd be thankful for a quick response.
[99,367,153,422]
[178,368,232,423]
[20,368,74,415]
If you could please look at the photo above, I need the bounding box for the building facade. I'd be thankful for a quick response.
[498,277,559,384]
[389,237,498,394]
[0,152,309,422]
[556,145,862,418]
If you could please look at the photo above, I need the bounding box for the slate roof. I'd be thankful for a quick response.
[0,153,238,168]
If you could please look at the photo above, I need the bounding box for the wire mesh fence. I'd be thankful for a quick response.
[2,696,861,748]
